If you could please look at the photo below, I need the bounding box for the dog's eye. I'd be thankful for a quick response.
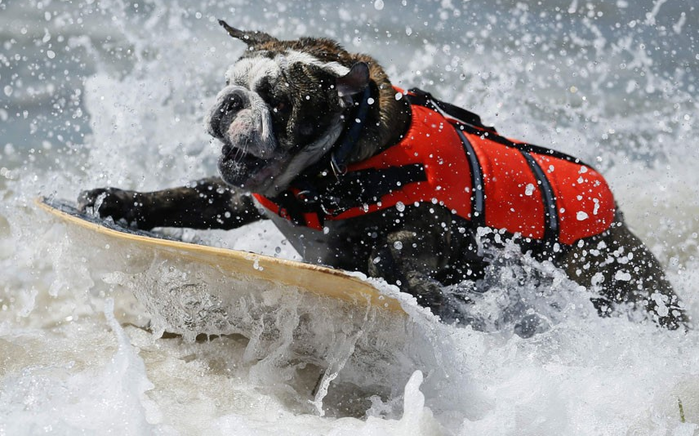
[267,94,290,114]
[273,101,286,113]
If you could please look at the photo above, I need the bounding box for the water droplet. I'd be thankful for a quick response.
[396,201,405,212]
[374,0,384,10]
[393,241,403,250]
[577,211,589,221]
[525,183,535,196]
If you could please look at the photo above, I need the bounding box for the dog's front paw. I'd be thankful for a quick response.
[77,187,143,225]
[403,271,445,313]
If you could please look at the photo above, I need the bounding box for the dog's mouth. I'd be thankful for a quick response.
[219,142,268,177]
[218,141,288,194]
[215,112,346,196]
[220,143,264,169]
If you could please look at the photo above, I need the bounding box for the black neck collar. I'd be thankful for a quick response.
[280,86,373,198]
[329,86,372,176]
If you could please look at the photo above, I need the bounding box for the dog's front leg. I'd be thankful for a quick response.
[78,177,264,230]
[368,229,448,313]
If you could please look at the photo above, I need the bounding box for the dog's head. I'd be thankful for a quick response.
[206,21,407,196]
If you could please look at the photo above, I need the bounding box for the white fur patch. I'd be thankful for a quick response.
[225,50,350,93]
[281,50,350,77]
[226,57,281,90]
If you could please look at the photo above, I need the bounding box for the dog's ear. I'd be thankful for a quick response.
[336,62,370,98]
[218,19,276,47]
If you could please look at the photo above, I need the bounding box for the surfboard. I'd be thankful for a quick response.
[37,197,420,408]
[36,197,405,316]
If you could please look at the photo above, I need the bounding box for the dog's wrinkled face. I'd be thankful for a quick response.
[206,24,369,196]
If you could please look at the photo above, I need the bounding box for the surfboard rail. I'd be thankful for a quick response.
[36,197,406,314]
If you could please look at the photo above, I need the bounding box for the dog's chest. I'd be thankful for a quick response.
[263,209,388,272]
[259,199,481,278]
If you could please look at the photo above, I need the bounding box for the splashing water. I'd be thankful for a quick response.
[1,0,699,434]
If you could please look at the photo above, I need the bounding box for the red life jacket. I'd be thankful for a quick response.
[254,89,615,246]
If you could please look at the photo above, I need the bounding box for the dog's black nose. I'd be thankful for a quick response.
[210,93,244,139]
[220,93,243,116]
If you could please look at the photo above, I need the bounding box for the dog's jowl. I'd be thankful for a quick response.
[79,21,687,331]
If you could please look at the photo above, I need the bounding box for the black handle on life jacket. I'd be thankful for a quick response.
[406,87,595,171]
[406,88,498,134]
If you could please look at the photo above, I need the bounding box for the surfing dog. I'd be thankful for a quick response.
[79,21,688,332]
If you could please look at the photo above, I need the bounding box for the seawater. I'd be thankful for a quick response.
[1,0,699,434]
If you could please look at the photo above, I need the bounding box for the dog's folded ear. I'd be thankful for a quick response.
[218,19,277,47]
[336,62,370,97]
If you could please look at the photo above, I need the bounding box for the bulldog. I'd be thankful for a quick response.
[79,21,688,332]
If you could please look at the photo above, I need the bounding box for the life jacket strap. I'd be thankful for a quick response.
[454,128,486,228]
[406,88,498,134]
[520,151,560,244]
[407,87,591,170]
[330,87,372,175]
[261,163,427,229]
